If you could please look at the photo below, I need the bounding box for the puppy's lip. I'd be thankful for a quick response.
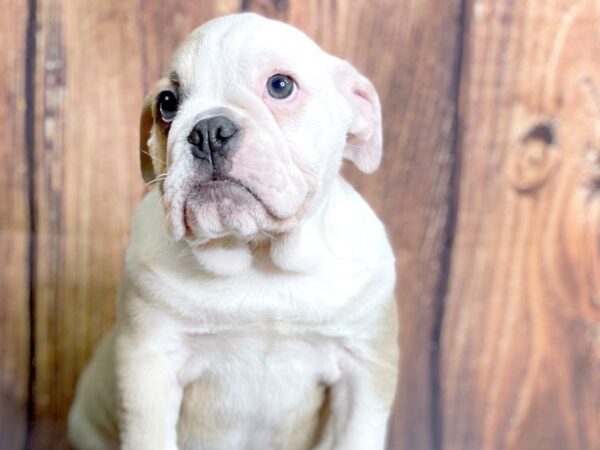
[189,177,285,220]
[197,178,258,200]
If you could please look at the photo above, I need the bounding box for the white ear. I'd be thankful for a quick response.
[337,62,383,173]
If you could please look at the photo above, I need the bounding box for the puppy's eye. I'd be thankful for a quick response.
[157,90,178,122]
[266,74,295,99]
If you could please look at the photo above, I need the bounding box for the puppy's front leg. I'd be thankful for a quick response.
[116,327,183,450]
[317,301,399,450]
[317,364,393,450]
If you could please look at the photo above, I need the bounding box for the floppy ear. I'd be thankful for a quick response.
[139,92,157,183]
[337,62,383,173]
[139,80,171,184]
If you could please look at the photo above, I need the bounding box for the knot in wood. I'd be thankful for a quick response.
[583,144,600,197]
[507,121,558,193]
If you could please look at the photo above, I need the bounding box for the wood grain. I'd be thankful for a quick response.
[0,1,30,449]
[242,3,463,449]
[31,0,141,444]
[440,1,600,449]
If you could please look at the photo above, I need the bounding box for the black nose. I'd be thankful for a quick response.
[187,116,239,162]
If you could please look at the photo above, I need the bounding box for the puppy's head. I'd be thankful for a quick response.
[140,13,382,243]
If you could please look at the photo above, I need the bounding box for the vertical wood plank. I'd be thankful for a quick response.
[441,1,600,449]
[30,0,241,446]
[243,1,464,448]
[0,0,30,448]
[32,0,142,444]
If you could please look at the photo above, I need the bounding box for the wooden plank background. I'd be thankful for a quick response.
[0,1,30,449]
[0,0,597,449]
[441,1,600,449]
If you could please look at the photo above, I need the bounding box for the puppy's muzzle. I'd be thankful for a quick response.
[187,116,240,169]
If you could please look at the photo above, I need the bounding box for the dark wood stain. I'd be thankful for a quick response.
[24,0,38,448]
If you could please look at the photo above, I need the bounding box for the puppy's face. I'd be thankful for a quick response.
[140,14,382,242]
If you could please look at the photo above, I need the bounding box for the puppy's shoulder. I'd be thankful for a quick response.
[323,176,394,266]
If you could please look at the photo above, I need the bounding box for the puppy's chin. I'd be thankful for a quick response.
[180,181,267,241]
[166,179,305,245]
[162,176,309,244]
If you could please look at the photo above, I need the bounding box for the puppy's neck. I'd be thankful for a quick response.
[189,195,332,277]
[189,236,255,276]
[188,222,325,277]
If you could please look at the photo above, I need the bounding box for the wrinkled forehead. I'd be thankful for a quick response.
[168,14,333,90]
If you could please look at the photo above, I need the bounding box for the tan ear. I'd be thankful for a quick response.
[139,78,172,184]
[139,93,157,183]
[337,62,383,173]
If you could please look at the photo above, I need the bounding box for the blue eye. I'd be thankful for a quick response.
[267,74,295,99]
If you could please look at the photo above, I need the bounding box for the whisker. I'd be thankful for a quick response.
[141,149,165,165]
[145,173,168,186]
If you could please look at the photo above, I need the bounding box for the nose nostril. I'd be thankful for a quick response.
[217,124,236,141]
[188,129,201,146]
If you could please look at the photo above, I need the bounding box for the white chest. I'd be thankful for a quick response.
[176,330,340,450]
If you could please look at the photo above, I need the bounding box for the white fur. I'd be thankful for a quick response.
[69,13,398,450]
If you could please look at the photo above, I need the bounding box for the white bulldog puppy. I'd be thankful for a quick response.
[68,13,398,450]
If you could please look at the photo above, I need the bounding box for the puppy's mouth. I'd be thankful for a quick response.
[191,177,264,207]
[180,176,283,234]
